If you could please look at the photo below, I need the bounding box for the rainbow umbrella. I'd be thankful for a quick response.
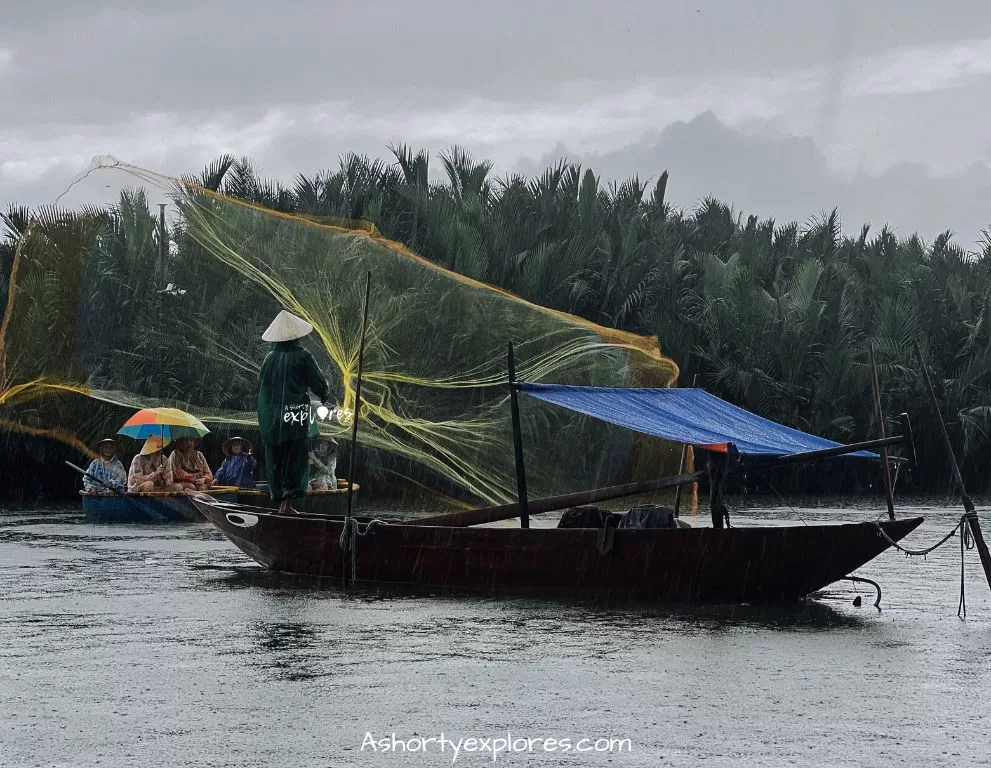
[118,407,210,441]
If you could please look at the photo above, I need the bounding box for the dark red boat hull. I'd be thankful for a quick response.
[190,496,923,604]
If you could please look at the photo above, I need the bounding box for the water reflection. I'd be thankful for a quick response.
[253,620,324,682]
[209,568,860,632]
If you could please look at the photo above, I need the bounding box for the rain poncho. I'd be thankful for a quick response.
[214,454,257,489]
[257,339,332,501]
[308,440,339,490]
[82,458,127,493]
[257,340,331,445]
[127,453,173,492]
[171,448,213,488]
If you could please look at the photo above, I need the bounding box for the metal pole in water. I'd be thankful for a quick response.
[869,343,896,520]
[507,342,530,529]
[914,340,991,593]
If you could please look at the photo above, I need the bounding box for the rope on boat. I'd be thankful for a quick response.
[339,518,385,585]
[872,514,969,557]
[871,513,977,618]
[767,482,808,527]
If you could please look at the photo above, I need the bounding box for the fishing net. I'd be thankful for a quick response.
[0,159,691,508]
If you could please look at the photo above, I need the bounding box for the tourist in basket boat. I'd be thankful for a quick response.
[257,310,333,515]
[212,437,257,489]
[308,437,338,491]
[82,438,127,494]
[170,437,214,491]
[128,435,182,493]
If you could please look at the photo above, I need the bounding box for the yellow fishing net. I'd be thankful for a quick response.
[0,160,692,508]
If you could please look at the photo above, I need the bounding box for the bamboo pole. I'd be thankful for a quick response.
[914,340,991,594]
[744,433,910,469]
[869,343,896,520]
[157,203,167,398]
[417,470,705,528]
[899,413,917,471]
[507,343,530,529]
[346,272,372,519]
[673,374,699,517]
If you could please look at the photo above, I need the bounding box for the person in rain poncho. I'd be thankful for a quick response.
[308,437,339,491]
[212,437,257,489]
[170,437,214,491]
[257,310,333,515]
[128,435,182,493]
[83,438,127,494]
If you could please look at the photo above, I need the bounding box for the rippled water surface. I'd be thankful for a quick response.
[2,504,990,767]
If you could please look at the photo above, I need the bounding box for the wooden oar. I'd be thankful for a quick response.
[416,470,704,527]
[65,460,166,522]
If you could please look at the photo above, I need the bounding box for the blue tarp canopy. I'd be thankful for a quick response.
[520,384,879,459]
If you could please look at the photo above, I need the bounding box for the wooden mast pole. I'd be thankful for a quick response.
[157,203,167,399]
[914,341,991,593]
[869,343,896,520]
[346,272,372,520]
[418,470,704,528]
[673,374,699,517]
[507,342,530,529]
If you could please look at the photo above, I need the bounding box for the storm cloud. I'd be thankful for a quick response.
[2,0,990,242]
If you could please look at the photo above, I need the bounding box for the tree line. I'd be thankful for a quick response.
[3,146,991,497]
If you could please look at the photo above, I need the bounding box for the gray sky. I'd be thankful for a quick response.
[3,0,991,245]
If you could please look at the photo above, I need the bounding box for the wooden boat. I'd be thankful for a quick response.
[188,494,922,603]
[81,487,238,523]
[188,346,939,603]
[234,480,359,516]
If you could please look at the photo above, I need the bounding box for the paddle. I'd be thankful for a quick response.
[65,460,166,522]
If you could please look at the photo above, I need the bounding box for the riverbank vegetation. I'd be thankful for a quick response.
[3,147,991,497]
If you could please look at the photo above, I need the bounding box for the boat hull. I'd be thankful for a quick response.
[81,490,237,523]
[189,496,923,603]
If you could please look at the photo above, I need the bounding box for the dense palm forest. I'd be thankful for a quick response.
[3,146,991,497]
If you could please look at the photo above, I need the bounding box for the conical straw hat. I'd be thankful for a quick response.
[222,436,252,456]
[262,310,313,342]
[140,435,170,455]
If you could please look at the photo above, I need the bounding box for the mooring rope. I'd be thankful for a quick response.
[871,513,978,618]
[872,515,968,557]
[339,518,385,585]
[959,525,967,618]
[767,482,808,526]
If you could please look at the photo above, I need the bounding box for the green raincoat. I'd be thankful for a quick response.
[257,340,331,501]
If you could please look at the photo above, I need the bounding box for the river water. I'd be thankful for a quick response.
[1,504,989,767]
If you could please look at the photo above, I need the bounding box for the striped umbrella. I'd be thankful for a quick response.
[117,407,210,441]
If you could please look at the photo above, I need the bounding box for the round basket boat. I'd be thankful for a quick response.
[80,487,239,523]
